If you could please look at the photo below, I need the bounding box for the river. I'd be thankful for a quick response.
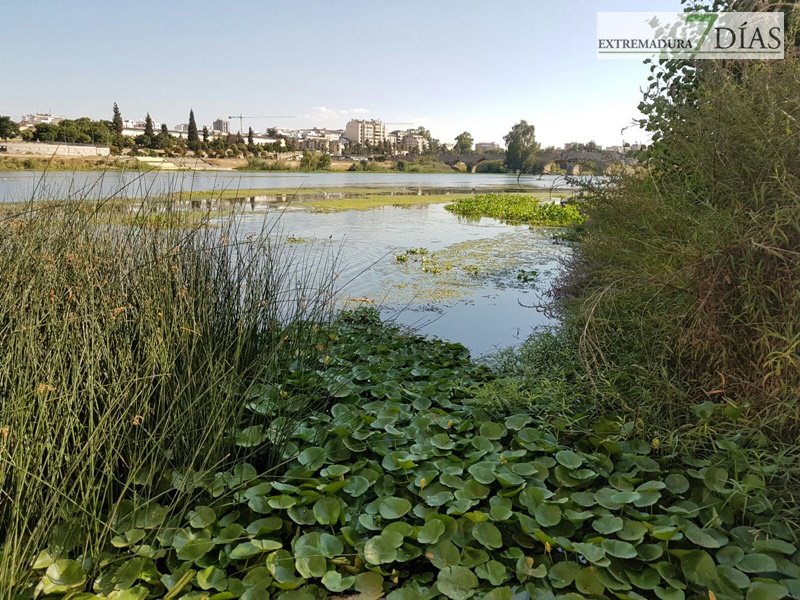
[0,171,574,356]
[0,170,575,201]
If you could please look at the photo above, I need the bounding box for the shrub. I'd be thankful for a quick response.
[557,57,800,441]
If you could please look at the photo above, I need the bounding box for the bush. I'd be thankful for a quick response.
[475,159,506,174]
[558,57,800,441]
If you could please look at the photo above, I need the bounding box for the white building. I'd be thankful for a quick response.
[345,119,387,146]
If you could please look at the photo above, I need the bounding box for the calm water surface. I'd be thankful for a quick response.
[234,202,568,357]
[1,172,572,356]
[0,171,576,201]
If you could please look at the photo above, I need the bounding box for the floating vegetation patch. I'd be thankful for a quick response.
[445,193,584,226]
[385,229,567,304]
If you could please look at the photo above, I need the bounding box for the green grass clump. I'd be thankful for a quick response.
[445,193,584,226]
[0,197,337,592]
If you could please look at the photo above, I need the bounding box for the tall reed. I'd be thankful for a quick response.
[0,194,337,592]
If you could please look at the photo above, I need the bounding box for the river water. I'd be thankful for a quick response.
[0,171,573,356]
[0,171,575,201]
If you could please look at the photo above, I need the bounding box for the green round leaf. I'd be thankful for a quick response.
[555,450,583,469]
[473,522,503,549]
[379,496,412,519]
[437,566,479,600]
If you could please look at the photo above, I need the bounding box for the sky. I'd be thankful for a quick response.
[1,0,683,148]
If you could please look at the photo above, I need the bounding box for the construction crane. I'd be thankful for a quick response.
[228,114,296,134]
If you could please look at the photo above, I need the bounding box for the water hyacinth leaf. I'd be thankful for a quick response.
[174,530,215,561]
[294,533,328,579]
[437,566,479,600]
[267,550,305,589]
[321,571,355,593]
[716,565,750,589]
[479,422,506,440]
[534,504,562,527]
[431,433,455,450]
[38,560,87,594]
[188,506,216,529]
[555,450,583,469]
[246,517,283,536]
[573,542,606,564]
[475,560,509,586]
[268,495,297,509]
[461,547,490,568]
[548,561,581,588]
[418,520,447,545]
[489,497,514,521]
[236,425,267,447]
[683,523,727,548]
[637,544,664,561]
[364,531,404,565]
[654,587,685,600]
[298,447,327,470]
[197,566,228,591]
[703,467,729,493]
[716,545,745,566]
[745,581,789,600]
[354,571,385,600]
[601,539,638,559]
[380,496,412,519]
[473,522,503,549]
[426,541,462,569]
[343,476,370,497]
[627,567,661,590]
[467,463,496,485]
[680,550,717,587]
[752,539,797,555]
[516,557,547,581]
[609,491,641,504]
[505,414,532,430]
[592,515,623,534]
[313,497,341,525]
[575,568,606,596]
[111,557,152,589]
[618,519,648,542]
[737,553,778,573]
[691,401,718,421]
[664,473,690,495]
[230,541,277,560]
[106,588,149,600]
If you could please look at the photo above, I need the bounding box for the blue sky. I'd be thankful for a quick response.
[1,0,682,147]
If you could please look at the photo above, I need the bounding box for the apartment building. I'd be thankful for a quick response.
[475,142,501,153]
[345,119,387,146]
[213,119,230,134]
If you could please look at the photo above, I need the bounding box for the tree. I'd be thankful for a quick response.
[187,109,199,147]
[0,116,19,141]
[247,127,254,146]
[202,126,209,143]
[112,102,123,135]
[454,131,474,154]
[503,120,542,185]
[144,113,154,137]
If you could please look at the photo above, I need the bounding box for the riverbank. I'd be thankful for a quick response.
[0,152,453,173]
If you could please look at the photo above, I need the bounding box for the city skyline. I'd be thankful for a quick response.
[2,0,682,147]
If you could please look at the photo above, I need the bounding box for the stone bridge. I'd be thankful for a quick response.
[428,149,628,174]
